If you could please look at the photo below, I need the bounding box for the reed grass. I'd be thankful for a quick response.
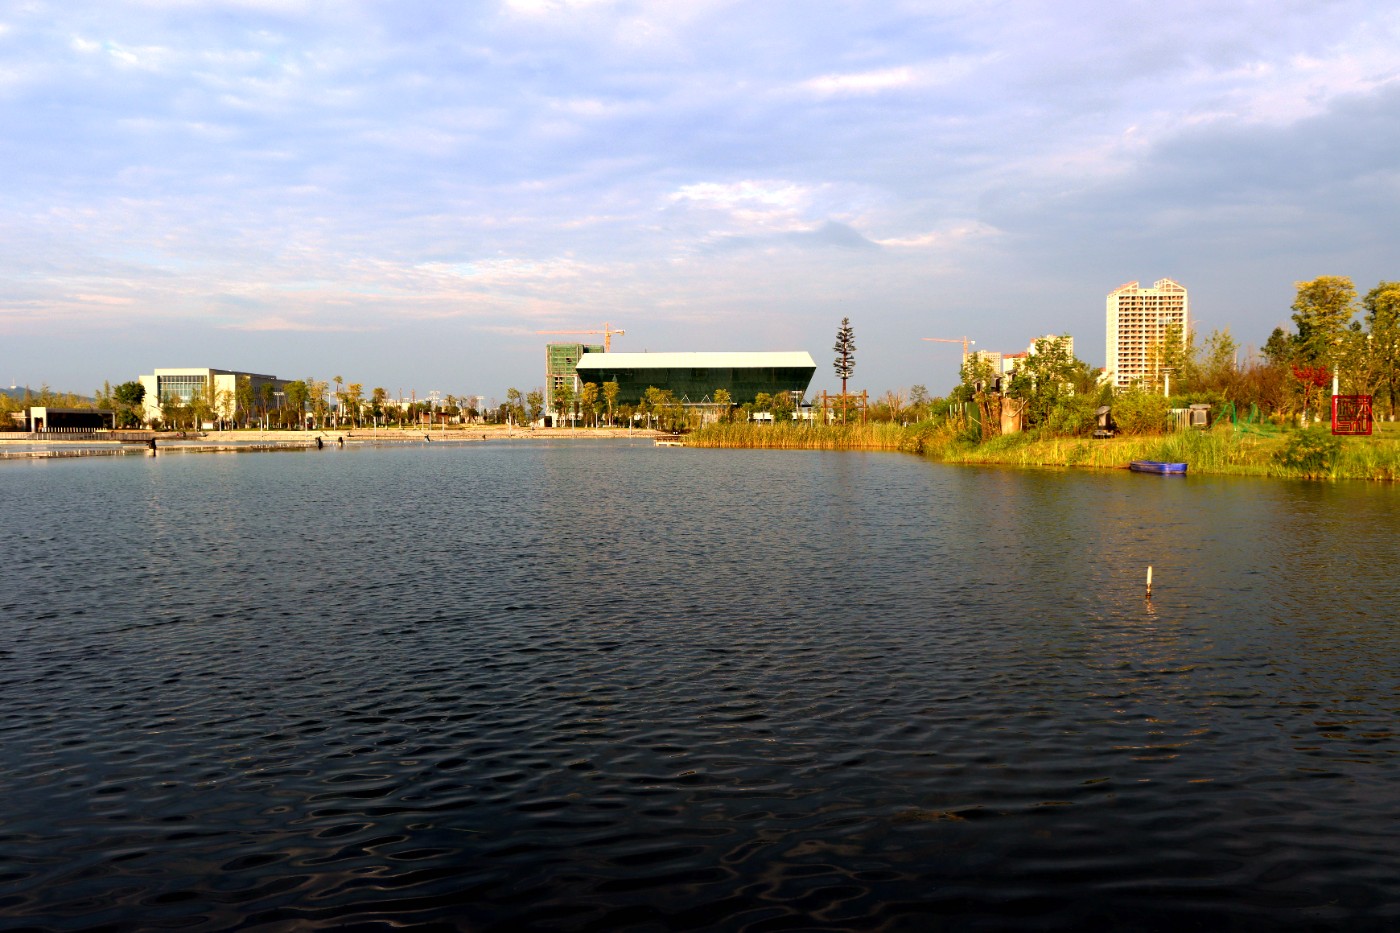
[686,422,911,450]
[688,419,1400,480]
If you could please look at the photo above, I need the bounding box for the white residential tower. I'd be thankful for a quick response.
[1106,279,1188,390]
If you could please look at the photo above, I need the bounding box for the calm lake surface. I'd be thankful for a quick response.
[2,441,1397,932]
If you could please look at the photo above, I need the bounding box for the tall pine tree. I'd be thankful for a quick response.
[833,318,856,395]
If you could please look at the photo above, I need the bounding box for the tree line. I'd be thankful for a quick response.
[948,276,1400,441]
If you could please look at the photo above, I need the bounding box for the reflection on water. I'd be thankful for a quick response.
[1,443,1397,931]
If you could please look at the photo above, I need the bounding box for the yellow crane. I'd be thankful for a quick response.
[536,321,626,352]
[922,336,975,360]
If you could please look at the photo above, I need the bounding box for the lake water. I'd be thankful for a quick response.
[2,440,1397,931]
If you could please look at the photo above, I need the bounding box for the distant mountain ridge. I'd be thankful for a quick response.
[2,386,97,404]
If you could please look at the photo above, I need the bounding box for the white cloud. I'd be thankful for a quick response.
[670,180,814,212]
[802,66,916,95]
[873,221,1000,250]
[225,315,365,332]
[502,0,618,18]
[72,293,134,305]
[668,180,825,237]
[797,54,990,97]
[417,257,600,285]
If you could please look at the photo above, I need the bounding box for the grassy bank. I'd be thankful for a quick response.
[687,421,1400,480]
[685,422,914,451]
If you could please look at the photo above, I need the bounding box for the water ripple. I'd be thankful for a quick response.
[1,446,1397,930]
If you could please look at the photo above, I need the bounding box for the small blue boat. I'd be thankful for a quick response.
[1129,460,1187,475]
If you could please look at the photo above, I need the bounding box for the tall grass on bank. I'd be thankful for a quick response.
[935,427,1274,473]
[686,422,912,450]
[688,419,1400,480]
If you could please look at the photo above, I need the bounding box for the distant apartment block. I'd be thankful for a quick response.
[1026,334,1073,360]
[137,368,286,424]
[1106,279,1188,390]
[974,335,1075,384]
[964,349,1004,376]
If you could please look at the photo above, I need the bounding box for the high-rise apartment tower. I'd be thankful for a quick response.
[1105,278,1189,390]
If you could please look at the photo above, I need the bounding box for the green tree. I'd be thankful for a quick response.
[1291,276,1357,368]
[189,378,217,429]
[283,380,310,428]
[307,379,329,429]
[555,381,575,426]
[333,375,345,427]
[158,394,179,429]
[579,382,599,427]
[959,354,1002,441]
[833,317,856,396]
[1262,326,1296,366]
[526,388,544,423]
[1006,336,1080,428]
[1148,323,1192,392]
[216,388,237,429]
[642,386,681,430]
[602,381,620,426]
[232,376,253,428]
[1364,281,1400,418]
[769,390,794,423]
[909,384,932,421]
[112,381,146,428]
[1112,386,1171,434]
[1191,328,1240,398]
[505,387,525,425]
[371,386,388,426]
[712,387,732,423]
[259,383,276,427]
[346,383,364,427]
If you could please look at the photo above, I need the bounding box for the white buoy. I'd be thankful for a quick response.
[1146,565,1153,599]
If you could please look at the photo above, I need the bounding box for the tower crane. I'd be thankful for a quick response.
[536,321,626,352]
[922,336,975,360]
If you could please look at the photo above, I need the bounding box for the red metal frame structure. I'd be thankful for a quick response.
[1331,395,1373,436]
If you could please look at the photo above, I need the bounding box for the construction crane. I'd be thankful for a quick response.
[922,336,975,359]
[536,321,626,352]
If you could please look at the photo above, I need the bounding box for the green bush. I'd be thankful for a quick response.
[1112,389,1171,435]
[1045,396,1096,436]
[1273,429,1341,476]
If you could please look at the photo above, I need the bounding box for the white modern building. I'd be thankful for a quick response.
[1106,279,1189,390]
[137,368,286,425]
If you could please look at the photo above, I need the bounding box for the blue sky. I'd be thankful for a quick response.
[3,1,1398,401]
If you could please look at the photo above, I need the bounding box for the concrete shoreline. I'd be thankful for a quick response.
[0,425,661,459]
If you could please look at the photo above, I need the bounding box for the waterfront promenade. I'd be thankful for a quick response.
[0,425,656,459]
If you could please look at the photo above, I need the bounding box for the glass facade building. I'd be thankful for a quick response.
[574,352,817,405]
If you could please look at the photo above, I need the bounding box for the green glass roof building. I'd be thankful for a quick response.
[574,351,817,405]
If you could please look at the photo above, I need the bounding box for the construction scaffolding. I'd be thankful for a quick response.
[818,390,869,424]
[544,342,604,415]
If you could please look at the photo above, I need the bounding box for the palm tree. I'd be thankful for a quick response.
[332,375,344,427]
